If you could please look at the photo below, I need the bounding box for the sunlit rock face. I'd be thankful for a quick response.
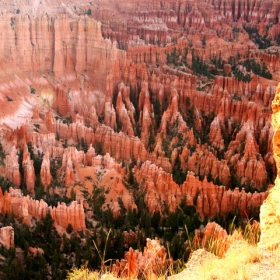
[259,83,280,250]
[0,226,14,249]
[0,12,124,92]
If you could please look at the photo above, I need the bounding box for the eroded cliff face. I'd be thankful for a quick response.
[0,0,278,233]
[0,13,125,93]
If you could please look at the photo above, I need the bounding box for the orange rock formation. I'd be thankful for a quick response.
[4,146,21,188]
[112,238,167,279]
[0,226,14,249]
[40,149,52,187]
[193,222,230,257]
[135,161,269,218]
[0,188,86,231]
[22,144,36,195]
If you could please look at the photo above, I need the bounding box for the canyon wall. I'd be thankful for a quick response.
[0,13,125,92]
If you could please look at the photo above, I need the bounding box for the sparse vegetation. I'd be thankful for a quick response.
[244,26,272,49]
[65,218,273,280]
[33,123,40,132]
[85,8,92,15]
[0,143,6,165]
[235,59,272,80]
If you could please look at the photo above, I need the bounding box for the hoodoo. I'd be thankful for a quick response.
[0,0,279,278]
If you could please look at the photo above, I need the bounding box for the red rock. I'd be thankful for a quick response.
[104,102,117,131]
[0,188,86,231]
[4,146,21,187]
[193,222,229,257]
[40,149,52,187]
[84,145,96,166]
[113,238,167,279]
[182,145,230,186]
[28,247,44,257]
[50,201,86,231]
[209,116,225,150]
[53,86,69,118]
[0,226,14,249]
[135,161,268,218]
[116,90,134,137]
[22,144,36,195]
[64,162,75,187]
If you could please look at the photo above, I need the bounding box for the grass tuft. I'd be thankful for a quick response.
[67,219,276,280]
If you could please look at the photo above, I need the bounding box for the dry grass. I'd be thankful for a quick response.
[67,268,120,280]
[67,242,280,280]
[169,241,260,280]
[204,241,260,280]
[169,221,280,280]
[67,221,280,280]
[67,267,99,280]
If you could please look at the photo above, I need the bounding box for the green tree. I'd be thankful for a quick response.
[153,98,161,128]
[66,223,73,234]
[94,141,103,155]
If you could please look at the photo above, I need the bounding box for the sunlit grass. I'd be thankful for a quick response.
[67,220,278,280]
